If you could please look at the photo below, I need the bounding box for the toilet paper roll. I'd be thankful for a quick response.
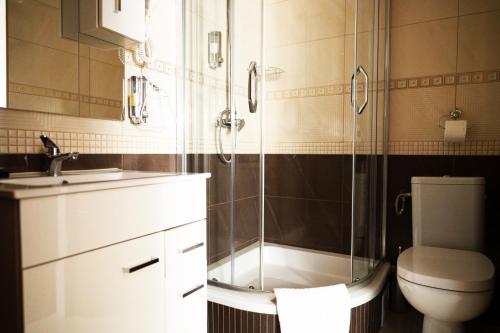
[444,120,467,143]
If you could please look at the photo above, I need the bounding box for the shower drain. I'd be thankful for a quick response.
[248,285,255,289]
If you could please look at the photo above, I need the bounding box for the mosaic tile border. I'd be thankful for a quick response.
[388,140,500,156]
[390,69,500,90]
[1,128,498,155]
[0,128,176,154]
[186,140,500,155]
[8,82,123,108]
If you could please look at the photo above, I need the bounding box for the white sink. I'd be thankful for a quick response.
[0,169,176,187]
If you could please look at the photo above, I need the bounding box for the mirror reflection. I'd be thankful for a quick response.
[1,0,130,120]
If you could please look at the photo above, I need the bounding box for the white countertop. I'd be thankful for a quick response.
[0,170,211,199]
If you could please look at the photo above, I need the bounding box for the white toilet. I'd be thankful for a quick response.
[397,177,495,333]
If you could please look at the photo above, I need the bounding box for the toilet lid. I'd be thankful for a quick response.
[397,246,495,292]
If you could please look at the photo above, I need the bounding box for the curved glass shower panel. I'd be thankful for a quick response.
[185,0,264,290]
[184,0,234,285]
[263,0,353,272]
[351,0,387,283]
[229,0,264,290]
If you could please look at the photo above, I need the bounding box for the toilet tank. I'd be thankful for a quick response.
[411,177,485,251]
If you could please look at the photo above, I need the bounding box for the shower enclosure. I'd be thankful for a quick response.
[182,0,389,293]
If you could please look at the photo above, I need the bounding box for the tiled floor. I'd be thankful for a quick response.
[381,308,500,333]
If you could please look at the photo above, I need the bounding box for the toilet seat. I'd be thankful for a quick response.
[397,246,495,292]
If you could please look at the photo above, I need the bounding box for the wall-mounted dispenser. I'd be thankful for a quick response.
[128,76,149,125]
[126,75,165,125]
[208,31,223,70]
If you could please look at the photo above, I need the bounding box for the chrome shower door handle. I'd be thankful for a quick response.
[350,73,356,107]
[351,66,369,114]
[248,61,258,113]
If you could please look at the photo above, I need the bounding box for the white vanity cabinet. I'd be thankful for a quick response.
[0,172,210,333]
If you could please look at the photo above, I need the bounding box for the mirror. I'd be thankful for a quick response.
[1,0,125,120]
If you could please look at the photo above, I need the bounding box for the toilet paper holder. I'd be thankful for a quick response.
[438,109,471,129]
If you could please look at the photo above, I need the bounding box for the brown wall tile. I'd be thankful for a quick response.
[122,154,178,172]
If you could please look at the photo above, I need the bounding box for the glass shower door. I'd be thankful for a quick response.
[351,0,386,283]
[229,0,264,290]
[189,0,263,290]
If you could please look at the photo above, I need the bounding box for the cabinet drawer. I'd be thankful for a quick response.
[165,220,207,332]
[21,179,206,267]
[165,220,206,292]
[23,233,165,333]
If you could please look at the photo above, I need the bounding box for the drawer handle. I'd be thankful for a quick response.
[115,0,122,12]
[124,257,159,274]
[182,242,204,254]
[182,284,204,298]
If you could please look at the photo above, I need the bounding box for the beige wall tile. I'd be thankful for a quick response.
[79,57,90,96]
[391,0,458,27]
[8,0,77,54]
[389,86,456,141]
[89,61,124,100]
[265,95,343,144]
[346,0,378,35]
[343,91,385,143]
[89,48,123,66]
[456,82,500,140]
[53,99,79,117]
[459,0,500,15]
[8,38,79,93]
[307,36,345,86]
[266,0,289,48]
[297,95,344,142]
[391,18,458,79]
[8,93,79,116]
[8,93,51,114]
[457,11,500,72]
[89,105,123,120]
[309,0,345,40]
[344,30,385,84]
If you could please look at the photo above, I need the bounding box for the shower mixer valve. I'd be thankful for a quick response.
[217,109,245,132]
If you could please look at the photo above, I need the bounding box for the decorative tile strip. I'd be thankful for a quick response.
[263,69,500,101]
[266,81,385,101]
[185,68,247,96]
[120,49,176,76]
[391,69,500,90]
[8,82,123,108]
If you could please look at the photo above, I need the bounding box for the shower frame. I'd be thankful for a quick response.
[180,0,391,291]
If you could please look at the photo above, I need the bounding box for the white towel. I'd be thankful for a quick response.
[274,284,351,333]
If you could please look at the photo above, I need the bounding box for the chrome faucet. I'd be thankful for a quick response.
[40,135,79,176]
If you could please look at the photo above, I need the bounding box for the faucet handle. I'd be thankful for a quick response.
[40,134,60,156]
